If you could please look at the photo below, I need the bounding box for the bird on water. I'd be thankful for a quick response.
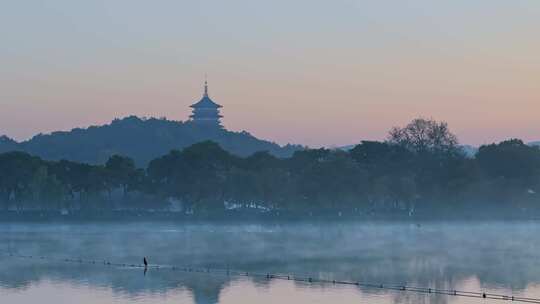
[143,257,148,268]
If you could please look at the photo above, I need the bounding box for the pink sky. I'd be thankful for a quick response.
[0,1,538,147]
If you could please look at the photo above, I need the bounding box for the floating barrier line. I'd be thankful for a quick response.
[2,252,537,303]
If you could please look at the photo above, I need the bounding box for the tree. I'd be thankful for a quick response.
[148,141,236,213]
[476,139,540,186]
[349,141,413,176]
[3,135,540,217]
[105,155,136,196]
[388,118,459,154]
[0,152,43,210]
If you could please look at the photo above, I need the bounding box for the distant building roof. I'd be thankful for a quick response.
[190,81,222,108]
[190,95,222,108]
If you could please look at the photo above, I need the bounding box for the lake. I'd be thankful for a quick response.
[1,221,540,304]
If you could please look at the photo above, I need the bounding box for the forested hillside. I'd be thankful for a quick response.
[0,116,301,165]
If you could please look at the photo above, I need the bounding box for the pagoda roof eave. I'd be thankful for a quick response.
[190,96,222,108]
[190,104,223,108]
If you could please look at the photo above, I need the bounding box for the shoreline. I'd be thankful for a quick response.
[1,210,539,222]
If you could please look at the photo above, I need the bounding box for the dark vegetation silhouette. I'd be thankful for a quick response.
[0,116,301,165]
[0,118,539,218]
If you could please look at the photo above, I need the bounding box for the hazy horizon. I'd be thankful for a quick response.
[1,0,539,147]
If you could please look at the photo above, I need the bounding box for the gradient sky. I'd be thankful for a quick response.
[0,0,539,147]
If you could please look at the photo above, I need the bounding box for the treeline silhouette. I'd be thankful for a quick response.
[1,118,539,218]
[0,116,301,165]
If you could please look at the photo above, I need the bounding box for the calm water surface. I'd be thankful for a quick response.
[1,221,540,304]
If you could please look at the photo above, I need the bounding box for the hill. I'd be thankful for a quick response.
[0,136,18,152]
[0,116,302,165]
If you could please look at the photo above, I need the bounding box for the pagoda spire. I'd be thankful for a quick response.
[204,74,209,97]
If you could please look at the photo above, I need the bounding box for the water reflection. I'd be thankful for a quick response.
[1,221,539,304]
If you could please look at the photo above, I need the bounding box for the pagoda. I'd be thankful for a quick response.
[189,80,223,127]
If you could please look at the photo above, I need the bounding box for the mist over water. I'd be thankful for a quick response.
[1,221,540,303]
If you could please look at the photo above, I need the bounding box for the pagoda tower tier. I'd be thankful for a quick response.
[189,80,223,127]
